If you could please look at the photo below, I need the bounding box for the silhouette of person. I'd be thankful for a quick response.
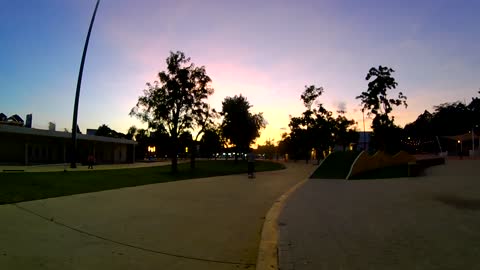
[88,154,95,169]
[247,149,255,178]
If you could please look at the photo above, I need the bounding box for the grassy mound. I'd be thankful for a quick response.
[310,151,360,179]
[349,164,409,180]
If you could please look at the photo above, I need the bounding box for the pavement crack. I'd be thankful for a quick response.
[13,203,255,267]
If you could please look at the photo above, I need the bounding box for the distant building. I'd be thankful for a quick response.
[25,114,32,128]
[48,122,56,131]
[0,113,6,122]
[357,131,372,151]
[86,129,97,136]
[0,125,137,165]
[6,114,24,126]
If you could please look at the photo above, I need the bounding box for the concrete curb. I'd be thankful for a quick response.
[256,177,310,270]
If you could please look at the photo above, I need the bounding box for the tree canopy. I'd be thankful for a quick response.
[356,66,407,152]
[282,85,357,161]
[130,51,214,172]
[221,95,266,160]
[95,124,126,138]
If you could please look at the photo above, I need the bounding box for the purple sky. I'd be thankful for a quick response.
[1,0,479,144]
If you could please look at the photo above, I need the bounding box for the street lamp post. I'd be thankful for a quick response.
[362,109,366,151]
[71,0,101,168]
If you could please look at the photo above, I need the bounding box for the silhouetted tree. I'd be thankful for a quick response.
[277,132,291,159]
[356,66,407,152]
[221,95,266,162]
[95,124,124,138]
[130,51,213,173]
[333,113,358,151]
[288,85,335,162]
[431,102,471,136]
[190,105,219,168]
[126,125,137,140]
[404,93,480,154]
[199,128,222,158]
[256,139,277,159]
[134,128,150,160]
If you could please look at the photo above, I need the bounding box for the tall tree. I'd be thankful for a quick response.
[333,112,358,151]
[189,105,219,168]
[287,85,335,161]
[199,128,222,159]
[130,51,214,173]
[95,124,124,138]
[126,125,137,140]
[221,95,266,161]
[356,66,407,152]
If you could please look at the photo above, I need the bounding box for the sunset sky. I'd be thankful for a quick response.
[1,0,479,145]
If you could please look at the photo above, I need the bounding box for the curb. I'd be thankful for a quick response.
[256,177,310,270]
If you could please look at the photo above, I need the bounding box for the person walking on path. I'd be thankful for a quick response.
[247,149,255,178]
[87,154,95,169]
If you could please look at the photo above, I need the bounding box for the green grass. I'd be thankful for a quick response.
[0,160,284,204]
[349,164,409,180]
[310,151,361,179]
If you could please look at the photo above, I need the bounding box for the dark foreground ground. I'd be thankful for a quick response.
[279,160,480,270]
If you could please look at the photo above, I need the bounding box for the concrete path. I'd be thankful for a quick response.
[279,160,480,270]
[0,162,317,270]
[0,160,172,172]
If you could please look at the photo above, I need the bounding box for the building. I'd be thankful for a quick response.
[0,124,137,165]
[0,113,24,127]
[86,129,97,136]
[357,131,372,151]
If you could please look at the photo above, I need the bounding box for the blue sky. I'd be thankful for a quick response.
[1,0,479,144]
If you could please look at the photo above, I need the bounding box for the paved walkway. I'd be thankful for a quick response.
[279,160,480,270]
[0,160,173,172]
[0,162,317,270]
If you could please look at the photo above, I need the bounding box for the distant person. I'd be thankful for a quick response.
[247,149,255,178]
[87,154,95,169]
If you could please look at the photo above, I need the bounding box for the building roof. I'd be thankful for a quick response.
[443,132,479,142]
[7,114,24,123]
[0,113,6,121]
[0,124,137,145]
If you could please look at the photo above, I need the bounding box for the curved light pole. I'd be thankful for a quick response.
[71,0,100,168]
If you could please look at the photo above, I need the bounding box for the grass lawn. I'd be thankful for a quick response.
[349,164,409,180]
[0,160,285,204]
[310,151,360,179]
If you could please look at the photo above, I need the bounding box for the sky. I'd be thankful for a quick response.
[1,0,479,145]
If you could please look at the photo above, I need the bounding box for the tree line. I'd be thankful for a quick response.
[128,51,265,173]
[96,50,479,172]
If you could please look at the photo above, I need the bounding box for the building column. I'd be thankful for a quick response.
[24,143,29,165]
[112,143,115,163]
